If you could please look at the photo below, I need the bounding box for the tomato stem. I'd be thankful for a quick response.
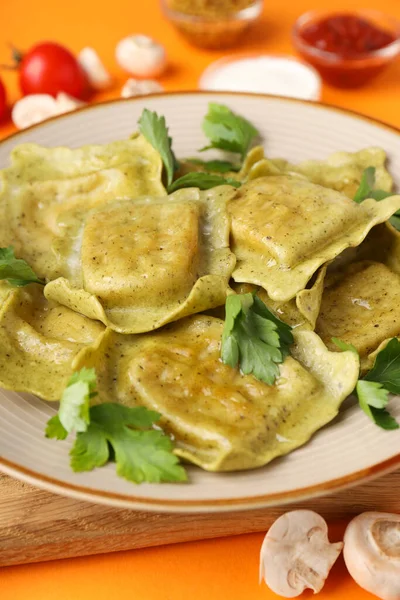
[8,42,24,65]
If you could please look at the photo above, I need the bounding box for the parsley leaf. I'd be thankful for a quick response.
[201,103,259,159]
[364,338,400,394]
[45,369,187,483]
[331,336,400,430]
[331,337,358,355]
[390,215,400,231]
[353,166,394,204]
[187,158,241,173]
[221,293,293,385]
[168,172,241,193]
[45,415,68,440]
[138,109,178,187]
[0,246,44,287]
[356,380,399,430]
[69,404,187,483]
[61,367,97,433]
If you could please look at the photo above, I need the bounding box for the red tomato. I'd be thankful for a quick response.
[0,78,6,121]
[19,42,88,99]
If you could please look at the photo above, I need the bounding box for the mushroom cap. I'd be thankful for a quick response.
[344,512,400,600]
[115,35,167,78]
[260,510,343,598]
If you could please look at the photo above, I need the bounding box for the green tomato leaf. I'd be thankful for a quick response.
[201,103,259,159]
[0,246,44,287]
[168,172,241,193]
[221,292,293,385]
[138,109,178,187]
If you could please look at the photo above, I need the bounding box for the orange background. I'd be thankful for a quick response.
[1,0,399,598]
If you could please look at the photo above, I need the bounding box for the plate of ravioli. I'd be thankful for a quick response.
[0,91,400,512]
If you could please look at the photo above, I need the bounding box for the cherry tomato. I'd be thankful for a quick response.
[19,42,88,99]
[0,78,6,122]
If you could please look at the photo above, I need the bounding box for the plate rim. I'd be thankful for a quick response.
[0,91,399,512]
[1,453,400,513]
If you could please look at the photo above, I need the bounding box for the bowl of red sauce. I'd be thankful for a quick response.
[292,9,400,87]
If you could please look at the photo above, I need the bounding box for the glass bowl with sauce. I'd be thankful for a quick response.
[292,9,400,87]
[161,0,264,50]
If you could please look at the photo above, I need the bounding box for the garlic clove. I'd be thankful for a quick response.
[56,92,86,114]
[78,47,112,90]
[344,512,400,600]
[121,78,164,98]
[259,510,343,598]
[12,94,59,129]
[115,34,167,78]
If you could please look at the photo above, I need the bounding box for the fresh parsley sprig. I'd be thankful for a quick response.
[221,293,293,385]
[46,368,187,483]
[138,109,178,188]
[353,167,399,230]
[0,246,44,287]
[333,337,400,430]
[201,103,259,160]
[138,109,241,193]
[187,158,241,173]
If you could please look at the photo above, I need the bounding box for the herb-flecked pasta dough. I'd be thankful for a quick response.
[44,186,237,334]
[81,315,359,472]
[0,135,166,280]
[228,175,400,302]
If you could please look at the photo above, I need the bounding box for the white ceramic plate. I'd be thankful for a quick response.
[0,92,400,513]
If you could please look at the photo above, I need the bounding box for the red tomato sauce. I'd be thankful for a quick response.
[299,14,396,58]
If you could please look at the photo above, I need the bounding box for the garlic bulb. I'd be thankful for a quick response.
[78,47,112,90]
[115,35,166,78]
[121,78,164,98]
[12,95,59,129]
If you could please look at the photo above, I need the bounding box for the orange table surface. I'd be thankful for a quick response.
[1,0,399,599]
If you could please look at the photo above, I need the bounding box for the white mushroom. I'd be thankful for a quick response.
[259,510,343,597]
[343,512,400,600]
[12,94,59,129]
[115,34,166,78]
[121,78,164,98]
[56,92,86,114]
[78,47,112,90]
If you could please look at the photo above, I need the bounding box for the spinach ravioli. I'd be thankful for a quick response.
[228,175,400,302]
[44,186,236,334]
[0,284,104,400]
[83,316,359,472]
[0,135,166,279]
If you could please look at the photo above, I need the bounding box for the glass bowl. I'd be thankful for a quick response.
[292,9,400,87]
[161,0,264,50]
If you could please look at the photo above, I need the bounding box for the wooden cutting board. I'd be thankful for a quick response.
[1,469,400,567]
